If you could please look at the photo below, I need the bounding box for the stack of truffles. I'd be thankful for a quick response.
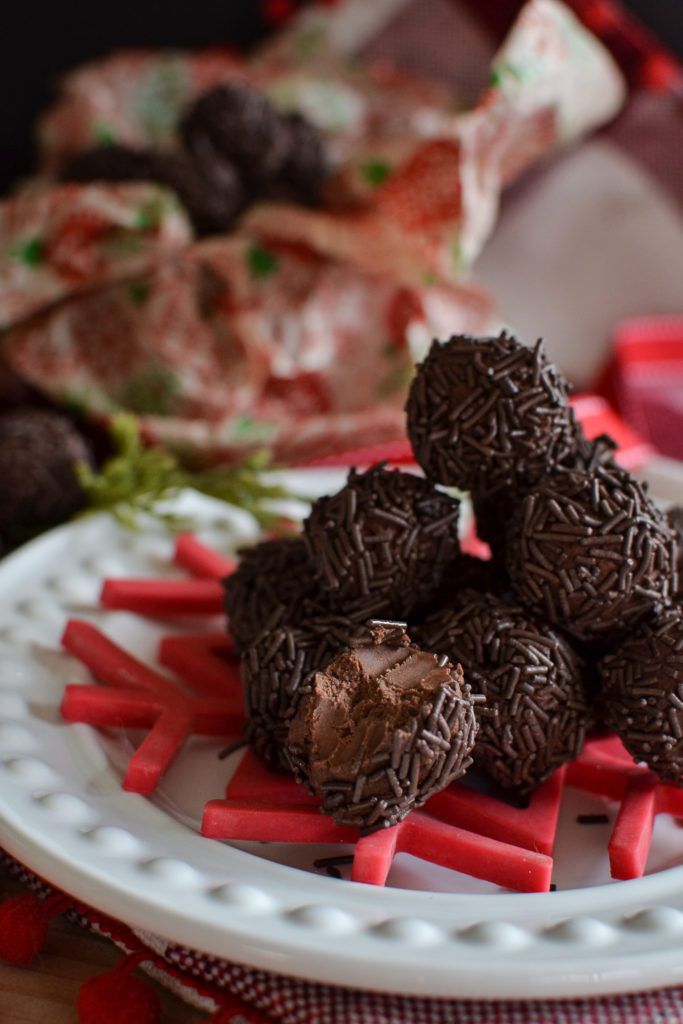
[225,331,683,834]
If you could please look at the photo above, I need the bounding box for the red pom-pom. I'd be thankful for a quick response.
[0,893,50,966]
[261,0,296,26]
[78,969,161,1024]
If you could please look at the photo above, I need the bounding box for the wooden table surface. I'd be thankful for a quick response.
[0,863,205,1024]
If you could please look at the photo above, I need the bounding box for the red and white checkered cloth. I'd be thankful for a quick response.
[6,845,683,1024]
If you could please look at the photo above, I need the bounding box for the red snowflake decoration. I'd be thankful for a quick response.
[59,532,683,891]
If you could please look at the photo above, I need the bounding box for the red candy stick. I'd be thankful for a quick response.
[100,578,225,616]
[352,812,554,892]
[61,620,244,795]
[173,534,237,580]
[350,828,399,886]
[158,633,241,698]
[426,768,565,857]
[566,735,645,801]
[224,749,316,805]
[202,800,357,844]
[609,775,657,880]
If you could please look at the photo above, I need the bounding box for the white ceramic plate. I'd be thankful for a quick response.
[2,463,683,1001]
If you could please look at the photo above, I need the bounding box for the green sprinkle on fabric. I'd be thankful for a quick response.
[247,245,279,279]
[375,362,413,398]
[94,123,117,145]
[128,281,150,306]
[488,61,524,88]
[135,194,166,231]
[13,237,45,267]
[359,159,391,187]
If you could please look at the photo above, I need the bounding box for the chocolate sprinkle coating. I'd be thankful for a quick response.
[666,506,683,596]
[0,406,92,539]
[303,464,461,621]
[241,609,374,768]
[405,332,577,498]
[505,462,677,642]
[600,606,683,783]
[287,621,480,831]
[223,536,318,653]
[416,590,589,792]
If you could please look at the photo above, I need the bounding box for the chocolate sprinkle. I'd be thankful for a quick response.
[405,332,577,498]
[286,622,480,831]
[416,590,589,792]
[599,605,683,784]
[313,854,354,878]
[505,462,677,642]
[666,506,683,596]
[304,464,461,620]
[223,536,318,653]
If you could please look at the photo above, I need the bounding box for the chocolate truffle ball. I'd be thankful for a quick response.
[278,111,329,205]
[60,144,157,183]
[505,462,677,642]
[241,608,373,768]
[181,83,293,188]
[405,332,577,498]
[599,606,683,782]
[417,591,589,792]
[0,406,92,540]
[61,144,245,236]
[303,464,461,621]
[147,150,245,235]
[666,506,683,595]
[223,536,318,653]
[287,621,480,831]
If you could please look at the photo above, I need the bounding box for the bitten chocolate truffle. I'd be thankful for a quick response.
[287,621,480,831]
[505,462,677,642]
[0,406,92,540]
[405,332,577,498]
[600,606,683,783]
[241,609,373,768]
[303,464,461,621]
[417,591,589,792]
[223,536,318,653]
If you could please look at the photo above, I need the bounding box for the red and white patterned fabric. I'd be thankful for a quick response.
[0,182,191,330]
[0,0,627,466]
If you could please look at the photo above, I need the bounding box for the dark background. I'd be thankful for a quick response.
[0,0,680,194]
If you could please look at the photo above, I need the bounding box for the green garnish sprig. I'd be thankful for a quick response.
[76,413,300,531]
